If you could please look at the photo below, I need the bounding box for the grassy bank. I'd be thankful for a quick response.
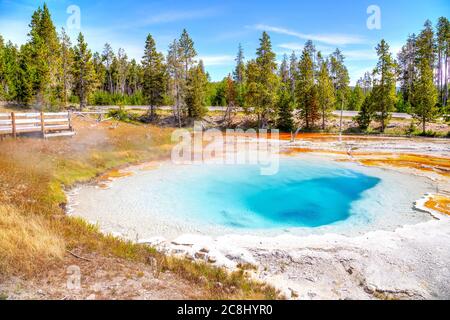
[0,117,278,299]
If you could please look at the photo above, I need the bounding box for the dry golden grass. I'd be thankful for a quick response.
[0,204,65,275]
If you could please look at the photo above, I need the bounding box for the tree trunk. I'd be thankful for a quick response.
[445,55,449,107]
[423,117,426,135]
[339,100,344,140]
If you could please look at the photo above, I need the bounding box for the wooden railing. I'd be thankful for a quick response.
[0,111,74,138]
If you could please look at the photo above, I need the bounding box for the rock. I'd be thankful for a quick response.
[288,288,299,299]
[307,292,317,299]
[195,252,207,260]
[364,284,376,295]
[86,294,96,300]
[208,256,217,263]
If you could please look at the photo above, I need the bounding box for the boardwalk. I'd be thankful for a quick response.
[0,111,75,138]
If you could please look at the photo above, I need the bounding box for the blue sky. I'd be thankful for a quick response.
[0,0,448,84]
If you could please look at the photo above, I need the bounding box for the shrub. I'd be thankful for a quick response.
[405,121,417,135]
[107,107,137,123]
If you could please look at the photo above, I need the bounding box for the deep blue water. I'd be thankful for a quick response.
[145,158,381,229]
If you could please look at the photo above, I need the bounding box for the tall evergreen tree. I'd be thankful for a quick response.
[0,42,20,102]
[72,33,96,110]
[233,43,245,85]
[179,29,197,81]
[115,48,128,94]
[372,40,397,132]
[92,52,105,92]
[289,52,298,99]
[245,32,279,128]
[317,57,335,130]
[26,3,60,108]
[233,44,246,108]
[167,39,185,126]
[411,58,438,134]
[0,35,4,99]
[279,54,290,84]
[416,20,436,69]
[142,34,166,119]
[348,84,365,111]
[398,34,417,103]
[277,83,294,132]
[330,49,350,107]
[224,74,237,124]
[102,43,115,93]
[127,59,142,94]
[185,60,208,119]
[59,28,72,107]
[355,93,375,130]
[436,17,450,107]
[296,44,319,129]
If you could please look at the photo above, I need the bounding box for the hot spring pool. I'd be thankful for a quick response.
[69,155,435,239]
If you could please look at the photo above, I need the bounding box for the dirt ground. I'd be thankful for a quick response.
[1,250,207,300]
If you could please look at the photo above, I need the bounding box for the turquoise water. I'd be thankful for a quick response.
[142,158,381,229]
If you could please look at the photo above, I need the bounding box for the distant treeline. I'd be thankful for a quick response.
[0,3,448,132]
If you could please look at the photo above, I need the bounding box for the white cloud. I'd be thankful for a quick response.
[253,24,366,46]
[344,49,377,61]
[199,55,235,66]
[142,8,218,25]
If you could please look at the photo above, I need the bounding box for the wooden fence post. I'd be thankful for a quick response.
[11,112,16,138]
[40,112,45,137]
[68,111,73,131]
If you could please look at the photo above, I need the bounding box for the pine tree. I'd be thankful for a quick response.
[92,52,105,93]
[245,32,279,128]
[185,60,208,119]
[179,29,197,81]
[289,52,298,99]
[142,34,166,119]
[167,39,185,127]
[361,71,373,95]
[224,74,237,124]
[102,43,115,93]
[296,44,319,130]
[355,93,374,130]
[411,58,438,134]
[116,48,128,94]
[233,44,246,108]
[72,33,96,110]
[416,20,436,69]
[233,44,245,84]
[398,34,417,104]
[0,35,4,99]
[277,83,294,132]
[15,44,33,105]
[330,49,350,108]
[372,40,397,132]
[1,41,20,102]
[279,54,289,84]
[348,84,365,111]
[59,28,72,107]
[26,4,61,108]
[127,59,142,95]
[436,17,450,107]
[317,57,335,130]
